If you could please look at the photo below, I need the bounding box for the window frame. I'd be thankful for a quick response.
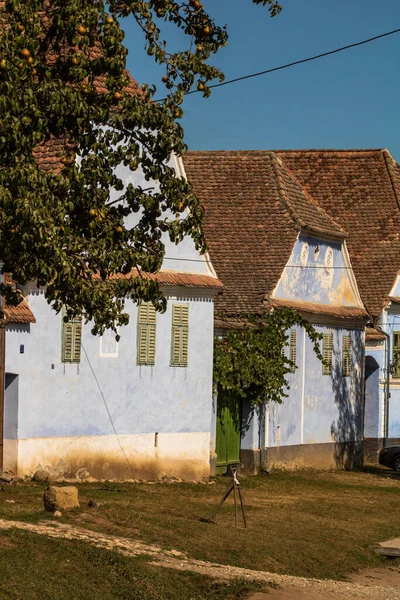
[289,330,296,372]
[392,332,400,378]
[342,335,351,377]
[137,302,156,366]
[170,304,189,368]
[322,333,333,375]
[61,308,82,364]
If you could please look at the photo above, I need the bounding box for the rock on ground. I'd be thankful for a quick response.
[33,469,52,484]
[43,486,79,512]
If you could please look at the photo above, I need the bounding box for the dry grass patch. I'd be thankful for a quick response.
[0,466,399,580]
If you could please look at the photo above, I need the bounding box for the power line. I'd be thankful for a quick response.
[163,256,356,270]
[155,27,400,101]
[81,343,137,479]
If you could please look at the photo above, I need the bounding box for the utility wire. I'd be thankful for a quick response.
[155,27,400,101]
[82,342,137,479]
[163,256,357,270]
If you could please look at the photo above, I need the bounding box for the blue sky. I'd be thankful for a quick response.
[122,0,400,159]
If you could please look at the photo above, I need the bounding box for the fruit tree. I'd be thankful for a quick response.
[0,0,281,332]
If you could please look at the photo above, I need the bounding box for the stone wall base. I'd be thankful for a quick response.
[263,441,364,470]
[14,432,211,481]
[240,449,261,475]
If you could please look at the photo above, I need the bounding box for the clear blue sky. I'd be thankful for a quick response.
[122,0,400,159]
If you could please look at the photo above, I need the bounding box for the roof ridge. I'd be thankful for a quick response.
[381,149,400,211]
[268,153,308,231]
[269,153,346,239]
[185,149,387,156]
[280,158,346,238]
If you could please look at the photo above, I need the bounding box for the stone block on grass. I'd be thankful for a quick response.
[43,486,79,512]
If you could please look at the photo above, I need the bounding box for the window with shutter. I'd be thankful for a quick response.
[342,335,351,377]
[289,330,296,372]
[393,332,400,378]
[61,308,82,363]
[170,304,189,367]
[322,333,333,375]
[137,302,156,366]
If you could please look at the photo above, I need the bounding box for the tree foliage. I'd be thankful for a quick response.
[0,0,281,332]
[213,308,323,407]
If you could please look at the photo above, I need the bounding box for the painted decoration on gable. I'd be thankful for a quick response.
[325,247,334,275]
[273,236,361,307]
[300,242,309,269]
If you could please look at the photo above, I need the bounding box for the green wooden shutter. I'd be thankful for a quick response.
[289,330,296,372]
[322,333,333,375]
[342,335,351,377]
[137,302,156,365]
[170,304,189,367]
[393,332,400,378]
[61,309,82,363]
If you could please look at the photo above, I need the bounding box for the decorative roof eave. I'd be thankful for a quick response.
[268,297,369,321]
[107,269,224,290]
[300,225,346,242]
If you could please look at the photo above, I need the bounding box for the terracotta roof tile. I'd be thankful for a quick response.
[5,298,36,324]
[277,149,400,317]
[269,298,368,320]
[183,151,343,315]
[108,270,223,290]
[365,326,386,342]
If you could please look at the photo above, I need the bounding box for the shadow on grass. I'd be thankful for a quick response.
[359,464,400,481]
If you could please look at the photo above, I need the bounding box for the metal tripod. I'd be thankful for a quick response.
[205,468,247,528]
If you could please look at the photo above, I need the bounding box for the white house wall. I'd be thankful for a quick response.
[4,290,215,480]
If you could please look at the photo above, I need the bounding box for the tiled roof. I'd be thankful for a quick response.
[109,270,223,290]
[183,151,344,315]
[269,298,368,320]
[5,299,36,324]
[277,149,400,317]
[365,326,386,342]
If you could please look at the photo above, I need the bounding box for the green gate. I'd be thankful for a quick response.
[215,391,241,474]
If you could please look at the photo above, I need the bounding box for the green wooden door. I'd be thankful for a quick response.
[216,391,241,473]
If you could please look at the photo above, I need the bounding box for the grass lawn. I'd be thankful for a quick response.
[0,529,268,599]
[0,465,399,596]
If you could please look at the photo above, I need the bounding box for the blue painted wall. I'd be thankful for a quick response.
[264,233,365,465]
[267,326,364,449]
[2,155,218,479]
[5,291,214,440]
[366,307,400,441]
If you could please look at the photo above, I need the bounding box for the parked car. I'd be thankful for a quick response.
[378,446,400,471]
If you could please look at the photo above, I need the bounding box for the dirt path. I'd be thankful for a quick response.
[0,518,398,599]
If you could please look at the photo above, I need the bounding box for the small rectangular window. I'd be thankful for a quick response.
[342,335,351,377]
[322,333,333,375]
[170,304,189,367]
[289,330,296,372]
[393,332,400,378]
[61,308,82,363]
[137,302,156,366]
[100,328,119,358]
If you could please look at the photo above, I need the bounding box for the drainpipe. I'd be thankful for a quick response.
[376,325,390,448]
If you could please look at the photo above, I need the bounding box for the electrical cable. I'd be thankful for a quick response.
[155,27,400,102]
[81,342,137,479]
